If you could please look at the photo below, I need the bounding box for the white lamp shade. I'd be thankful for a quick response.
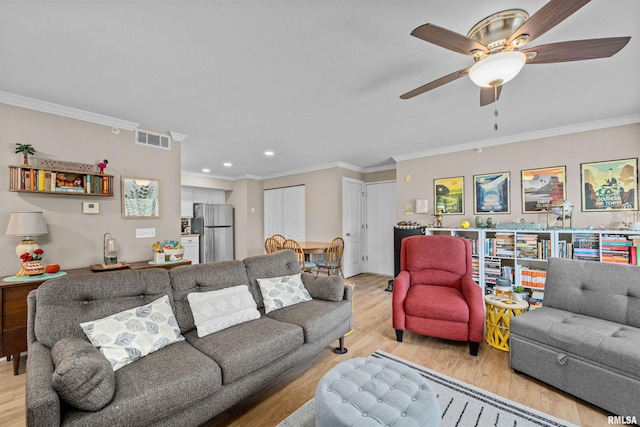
[6,212,48,237]
[469,51,526,87]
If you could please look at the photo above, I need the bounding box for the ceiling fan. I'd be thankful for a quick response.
[400,0,631,106]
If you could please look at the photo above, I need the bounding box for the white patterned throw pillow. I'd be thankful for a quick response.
[187,285,261,337]
[80,295,184,371]
[257,273,312,314]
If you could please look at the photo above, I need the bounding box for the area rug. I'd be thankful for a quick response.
[277,349,578,427]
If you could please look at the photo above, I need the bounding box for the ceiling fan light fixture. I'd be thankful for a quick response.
[469,51,526,87]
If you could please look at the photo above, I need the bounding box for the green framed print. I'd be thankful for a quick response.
[121,177,160,218]
[434,176,464,215]
[581,158,637,211]
[473,172,510,214]
[521,166,566,213]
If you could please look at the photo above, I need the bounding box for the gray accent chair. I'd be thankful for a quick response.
[26,250,352,426]
[509,257,640,418]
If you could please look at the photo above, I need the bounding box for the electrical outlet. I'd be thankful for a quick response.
[136,228,156,238]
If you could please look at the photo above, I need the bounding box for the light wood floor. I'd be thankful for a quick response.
[0,274,611,426]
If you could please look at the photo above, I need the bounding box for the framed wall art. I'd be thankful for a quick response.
[521,165,566,213]
[581,158,637,212]
[473,172,510,214]
[121,177,160,218]
[434,176,464,214]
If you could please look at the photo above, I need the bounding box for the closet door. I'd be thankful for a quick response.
[263,185,305,241]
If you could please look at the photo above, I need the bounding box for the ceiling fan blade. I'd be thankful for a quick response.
[524,37,631,64]
[507,0,591,48]
[400,67,470,99]
[411,24,488,56]
[480,85,502,107]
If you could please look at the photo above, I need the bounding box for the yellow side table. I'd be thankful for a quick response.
[484,295,529,351]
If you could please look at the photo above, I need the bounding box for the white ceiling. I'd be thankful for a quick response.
[1,1,639,180]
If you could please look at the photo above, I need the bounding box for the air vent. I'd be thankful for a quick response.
[136,129,171,150]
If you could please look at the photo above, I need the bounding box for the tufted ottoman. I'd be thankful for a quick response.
[315,356,441,426]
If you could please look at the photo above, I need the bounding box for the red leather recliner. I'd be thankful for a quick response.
[392,235,484,355]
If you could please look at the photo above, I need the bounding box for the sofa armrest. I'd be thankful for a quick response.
[26,341,60,427]
[460,276,485,343]
[392,271,411,330]
[301,273,345,302]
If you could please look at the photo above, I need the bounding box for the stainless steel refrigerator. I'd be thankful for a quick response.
[192,203,234,263]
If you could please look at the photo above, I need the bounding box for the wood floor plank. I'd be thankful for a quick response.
[0,274,611,427]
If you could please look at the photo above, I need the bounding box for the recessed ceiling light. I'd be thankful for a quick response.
[201,168,210,173]
[223,162,232,167]
[265,151,274,156]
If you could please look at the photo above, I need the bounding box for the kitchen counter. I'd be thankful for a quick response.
[180,233,200,237]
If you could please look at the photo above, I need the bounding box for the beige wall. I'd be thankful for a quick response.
[396,123,640,229]
[227,178,263,258]
[1,104,182,276]
[181,174,234,192]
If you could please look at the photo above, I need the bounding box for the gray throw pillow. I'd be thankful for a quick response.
[51,337,115,411]
[302,273,345,302]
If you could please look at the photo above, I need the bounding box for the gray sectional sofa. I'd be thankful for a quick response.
[25,250,353,426]
[510,257,640,418]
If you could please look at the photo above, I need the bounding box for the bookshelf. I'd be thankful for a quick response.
[424,227,640,308]
[8,165,114,197]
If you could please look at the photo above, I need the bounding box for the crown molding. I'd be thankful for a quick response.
[0,91,140,131]
[169,131,188,142]
[393,114,640,163]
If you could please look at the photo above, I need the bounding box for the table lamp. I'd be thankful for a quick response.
[6,212,49,276]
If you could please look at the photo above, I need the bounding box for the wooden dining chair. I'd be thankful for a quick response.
[282,239,317,273]
[316,237,345,278]
[272,234,287,248]
[264,237,282,254]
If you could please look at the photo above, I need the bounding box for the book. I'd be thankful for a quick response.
[38,169,45,190]
[43,171,52,191]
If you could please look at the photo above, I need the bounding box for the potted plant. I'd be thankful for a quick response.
[512,285,525,302]
[15,143,36,166]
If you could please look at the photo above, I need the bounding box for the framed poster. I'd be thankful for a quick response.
[434,176,464,215]
[581,158,638,211]
[521,166,566,213]
[121,177,160,218]
[473,172,510,214]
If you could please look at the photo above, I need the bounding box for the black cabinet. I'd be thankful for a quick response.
[387,227,423,291]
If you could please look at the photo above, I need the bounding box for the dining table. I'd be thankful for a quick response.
[297,241,329,263]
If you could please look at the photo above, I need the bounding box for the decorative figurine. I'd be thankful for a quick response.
[15,143,36,166]
[433,208,443,228]
[98,159,108,174]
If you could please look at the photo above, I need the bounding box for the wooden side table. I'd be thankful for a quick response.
[484,295,529,351]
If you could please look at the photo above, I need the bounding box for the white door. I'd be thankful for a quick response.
[283,186,305,241]
[342,178,364,278]
[264,188,283,239]
[264,186,305,241]
[365,181,396,276]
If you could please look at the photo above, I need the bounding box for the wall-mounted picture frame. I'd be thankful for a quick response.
[121,177,160,218]
[434,176,464,215]
[473,172,510,214]
[521,165,566,213]
[581,158,637,212]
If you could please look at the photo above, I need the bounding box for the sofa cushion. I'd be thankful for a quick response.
[34,269,175,348]
[80,295,184,371]
[169,261,251,333]
[265,299,352,343]
[544,257,640,327]
[511,307,640,377]
[51,337,115,411]
[257,273,312,313]
[301,273,344,302]
[62,340,223,426]
[184,316,303,384]
[243,250,302,309]
[187,285,260,337]
[405,285,469,323]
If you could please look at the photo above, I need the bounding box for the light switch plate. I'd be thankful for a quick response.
[82,202,99,214]
[136,228,156,238]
